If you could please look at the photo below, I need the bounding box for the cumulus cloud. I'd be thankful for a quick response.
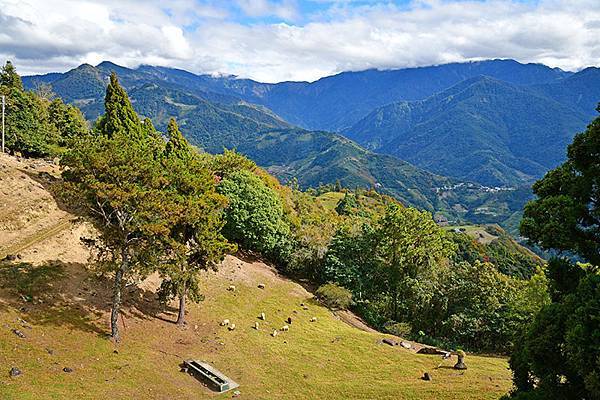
[0,0,599,82]
[236,0,299,20]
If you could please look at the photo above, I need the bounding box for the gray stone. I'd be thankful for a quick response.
[400,341,412,349]
[12,329,26,338]
[422,372,432,381]
[63,367,73,373]
[454,352,467,370]
[382,338,398,346]
[9,367,22,377]
[417,347,446,355]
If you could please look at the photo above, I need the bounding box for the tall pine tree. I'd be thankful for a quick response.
[61,73,167,342]
[159,118,235,325]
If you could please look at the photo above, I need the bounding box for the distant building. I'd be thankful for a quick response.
[434,214,449,226]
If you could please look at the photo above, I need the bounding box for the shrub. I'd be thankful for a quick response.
[316,283,353,310]
[383,321,412,338]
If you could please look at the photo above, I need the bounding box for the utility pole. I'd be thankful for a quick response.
[1,95,4,153]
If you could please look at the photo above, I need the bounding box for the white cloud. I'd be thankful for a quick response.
[0,0,599,82]
[236,0,299,20]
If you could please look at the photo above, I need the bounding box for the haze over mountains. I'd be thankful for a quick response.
[23,58,600,231]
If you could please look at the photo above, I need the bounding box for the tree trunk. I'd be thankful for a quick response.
[176,281,187,326]
[111,249,128,342]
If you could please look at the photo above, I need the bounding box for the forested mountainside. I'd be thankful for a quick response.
[25,59,599,190]
[344,75,590,186]
[23,62,528,229]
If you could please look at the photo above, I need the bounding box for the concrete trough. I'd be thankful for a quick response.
[183,360,239,393]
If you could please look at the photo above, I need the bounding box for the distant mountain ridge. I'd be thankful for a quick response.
[23,62,491,221]
[343,75,592,186]
[87,59,571,132]
[23,58,599,232]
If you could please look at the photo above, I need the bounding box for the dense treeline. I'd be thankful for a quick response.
[2,61,550,354]
[0,61,87,156]
[503,105,600,400]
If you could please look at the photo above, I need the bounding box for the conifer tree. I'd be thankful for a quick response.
[61,73,166,342]
[0,61,23,90]
[95,72,142,138]
[159,118,235,325]
[0,61,54,156]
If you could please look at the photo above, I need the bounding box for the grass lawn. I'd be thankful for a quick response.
[0,256,512,400]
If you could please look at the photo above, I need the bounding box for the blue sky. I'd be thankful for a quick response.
[1,0,599,82]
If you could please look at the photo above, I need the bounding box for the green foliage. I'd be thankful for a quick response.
[432,261,549,352]
[0,61,23,90]
[0,85,55,156]
[47,98,88,145]
[383,321,412,338]
[157,118,236,324]
[316,283,353,310]
[373,204,456,322]
[521,107,600,266]
[212,149,257,179]
[60,73,168,341]
[335,192,360,215]
[322,206,547,352]
[0,61,88,156]
[508,108,600,399]
[95,72,144,139]
[218,169,292,263]
[508,271,600,400]
[449,225,544,279]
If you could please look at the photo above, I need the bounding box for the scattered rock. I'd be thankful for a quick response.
[417,347,447,355]
[9,367,22,378]
[454,350,468,370]
[228,324,236,331]
[286,317,292,324]
[422,372,432,381]
[220,319,230,326]
[227,285,236,292]
[254,322,259,330]
[310,317,317,322]
[63,367,73,373]
[12,329,26,338]
[382,338,398,346]
[258,312,266,320]
[3,254,17,261]
[400,341,412,349]
[271,330,278,337]
[257,283,265,289]
[46,348,54,355]
[232,390,241,397]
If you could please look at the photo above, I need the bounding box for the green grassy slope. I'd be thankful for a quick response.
[0,153,512,399]
[0,257,512,400]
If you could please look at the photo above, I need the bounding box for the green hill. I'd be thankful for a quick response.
[0,154,512,399]
[344,76,589,187]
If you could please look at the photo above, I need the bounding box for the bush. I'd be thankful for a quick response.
[316,283,352,310]
[217,170,292,263]
[383,321,412,338]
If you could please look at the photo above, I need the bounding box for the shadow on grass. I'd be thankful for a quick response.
[0,260,177,337]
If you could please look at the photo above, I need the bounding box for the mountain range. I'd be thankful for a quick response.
[344,75,591,186]
[23,59,600,232]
